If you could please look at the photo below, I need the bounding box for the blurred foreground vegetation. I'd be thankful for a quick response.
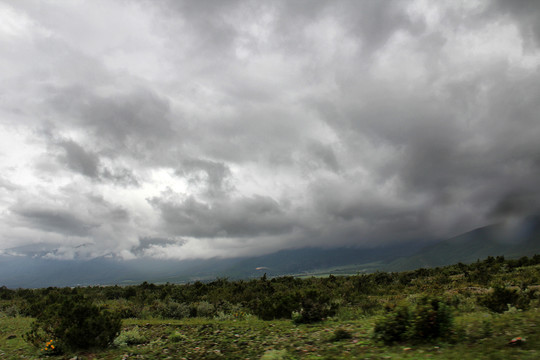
[1,255,540,359]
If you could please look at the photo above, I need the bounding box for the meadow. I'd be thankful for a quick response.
[1,255,539,359]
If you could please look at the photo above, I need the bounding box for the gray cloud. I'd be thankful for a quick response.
[490,192,540,219]
[1,0,540,259]
[177,159,233,198]
[49,137,140,186]
[57,139,100,178]
[150,194,297,238]
[334,0,426,53]
[131,236,186,256]
[0,176,19,191]
[100,167,140,187]
[13,206,96,237]
[488,0,540,48]
[306,141,340,173]
[48,86,174,152]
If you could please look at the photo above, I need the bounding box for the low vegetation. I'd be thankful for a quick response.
[0,255,539,359]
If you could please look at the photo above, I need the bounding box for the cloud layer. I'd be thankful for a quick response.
[1,0,540,260]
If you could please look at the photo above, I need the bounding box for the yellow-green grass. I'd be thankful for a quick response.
[0,317,34,359]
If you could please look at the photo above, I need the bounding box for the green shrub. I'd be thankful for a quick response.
[292,298,332,324]
[373,305,411,344]
[410,297,453,341]
[168,330,186,343]
[355,295,383,315]
[291,290,337,324]
[330,328,352,342]
[104,299,139,319]
[0,303,19,317]
[214,309,253,321]
[194,301,216,318]
[251,292,301,320]
[479,286,527,313]
[161,301,191,319]
[373,297,454,344]
[113,327,147,347]
[24,293,121,351]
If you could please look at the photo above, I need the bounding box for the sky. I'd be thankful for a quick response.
[1,0,540,261]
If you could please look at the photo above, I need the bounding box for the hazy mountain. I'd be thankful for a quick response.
[0,242,427,288]
[1,216,539,288]
[220,241,428,278]
[385,215,540,271]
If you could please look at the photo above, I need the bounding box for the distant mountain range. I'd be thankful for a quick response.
[1,216,539,288]
[384,215,540,271]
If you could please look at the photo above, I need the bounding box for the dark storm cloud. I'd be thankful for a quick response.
[57,139,100,178]
[306,141,340,173]
[306,175,427,242]
[488,0,540,47]
[10,193,131,239]
[2,0,540,259]
[49,137,140,186]
[333,0,425,53]
[150,194,296,238]
[48,86,174,154]
[13,207,96,237]
[490,192,540,219]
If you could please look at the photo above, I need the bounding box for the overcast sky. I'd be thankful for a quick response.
[1,0,540,260]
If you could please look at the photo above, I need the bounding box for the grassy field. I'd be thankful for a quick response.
[1,303,539,359]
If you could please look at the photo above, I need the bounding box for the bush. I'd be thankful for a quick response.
[292,298,332,324]
[292,290,337,324]
[356,295,383,315]
[194,301,216,318]
[168,330,186,343]
[373,305,411,344]
[104,299,139,319]
[24,293,121,351]
[251,292,301,320]
[373,297,454,344]
[479,286,528,313]
[410,297,453,341]
[0,304,19,317]
[161,301,191,319]
[113,327,147,347]
[330,328,352,342]
[215,309,253,321]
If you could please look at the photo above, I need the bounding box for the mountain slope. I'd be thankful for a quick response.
[385,216,540,271]
[222,242,428,278]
